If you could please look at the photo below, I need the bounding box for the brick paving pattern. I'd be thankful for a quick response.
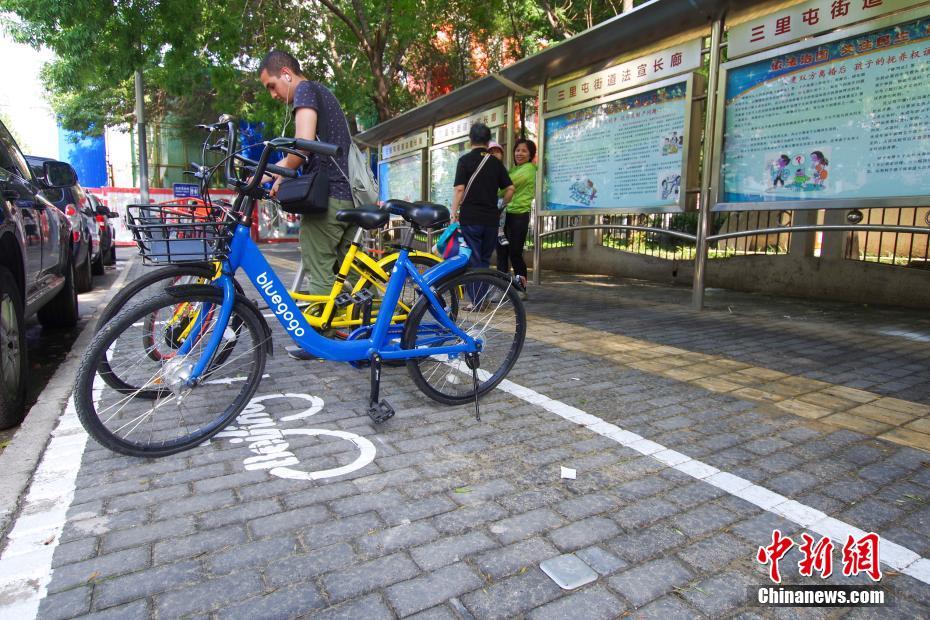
[32,255,930,618]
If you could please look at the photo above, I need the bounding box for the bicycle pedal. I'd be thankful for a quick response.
[352,289,375,305]
[334,292,354,308]
[367,399,395,423]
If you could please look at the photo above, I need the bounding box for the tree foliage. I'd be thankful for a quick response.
[0,0,642,135]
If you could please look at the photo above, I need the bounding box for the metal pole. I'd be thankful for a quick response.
[532,82,545,286]
[134,69,150,204]
[691,19,723,310]
[505,94,515,169]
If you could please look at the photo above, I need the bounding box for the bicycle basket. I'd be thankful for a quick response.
[126,204,233,264]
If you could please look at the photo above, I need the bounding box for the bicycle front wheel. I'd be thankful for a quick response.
[96,264,245,393]
[402,270,525,404]
[75,285,268,457]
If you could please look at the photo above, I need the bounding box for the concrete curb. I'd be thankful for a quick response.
[0,259,136,545]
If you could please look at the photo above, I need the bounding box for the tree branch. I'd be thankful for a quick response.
[314,0,371,56]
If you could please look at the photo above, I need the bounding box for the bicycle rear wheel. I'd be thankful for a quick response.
[402,270,525,404]
[356,253,458,367]
[74,285,267,457]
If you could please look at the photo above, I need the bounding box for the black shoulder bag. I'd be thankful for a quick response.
[276,159,330,215]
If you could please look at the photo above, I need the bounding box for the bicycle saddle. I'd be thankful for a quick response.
[335,206,390,230]
[384,200,450,229]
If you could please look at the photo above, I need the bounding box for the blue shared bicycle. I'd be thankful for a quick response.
[73,135,526,457]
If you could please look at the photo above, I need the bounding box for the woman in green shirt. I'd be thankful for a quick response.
[497,139,536,292]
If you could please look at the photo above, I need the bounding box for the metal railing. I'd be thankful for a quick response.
[843,207,930,268]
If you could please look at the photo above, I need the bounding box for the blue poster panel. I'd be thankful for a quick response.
[378,152,423,203]
[429,141,467,208]
[721,18,930,205]
[544,80,689,212]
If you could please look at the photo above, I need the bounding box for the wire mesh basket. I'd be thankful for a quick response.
[126,204,234,264]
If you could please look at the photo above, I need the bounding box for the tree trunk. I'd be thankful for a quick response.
[371,69,393,122]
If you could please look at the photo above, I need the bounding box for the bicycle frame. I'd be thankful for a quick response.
[183,221,476,381]
[289,228,440,329]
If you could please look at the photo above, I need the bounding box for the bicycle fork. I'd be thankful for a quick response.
[179,275,237,386]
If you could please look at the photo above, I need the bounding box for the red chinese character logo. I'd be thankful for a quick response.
[757,530,795,584]
[751,24,765,43]
[859,38,874,51]
[607,73,617,86]
[637,63,647,77]
[654,58,664,72]
[786,56,798,67]
[832,0,850,19]
[581,83,589,94]
[771,58,785,71]
[876,34,891,47]
[775,16,792,35]
[569,86,577,98]
[862,0,883,8]
[798,534,834,578]
[842,533,883,582]
[557,90,565,101]
[894,31,910,44]
[800,53,814,64]
[671,52,683,67]
[593,77,603,90]
[840,43,856,55]
[816,48,830,61]
[802,8,820,25]
[621,69,632,82]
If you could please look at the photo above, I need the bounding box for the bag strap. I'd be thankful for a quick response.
[463,154,491,203]
[330,114,358,184]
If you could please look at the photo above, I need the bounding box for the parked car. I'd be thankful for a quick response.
[0,120,79,428]
[24,155,95,292]
[87,192,117,266]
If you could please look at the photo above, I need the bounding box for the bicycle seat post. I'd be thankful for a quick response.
[398,226,415,250]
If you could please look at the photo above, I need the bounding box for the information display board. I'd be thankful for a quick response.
[717,15,930,209]
[543,76,696,213]
[378,152,423,203]
[429,140,468,207]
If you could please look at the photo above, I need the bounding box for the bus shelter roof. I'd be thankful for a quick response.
[356,0,760,147]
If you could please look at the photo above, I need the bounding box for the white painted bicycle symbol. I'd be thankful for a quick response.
[215,392,376,481]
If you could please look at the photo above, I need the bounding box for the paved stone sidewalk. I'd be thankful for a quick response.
[10,252,930,618]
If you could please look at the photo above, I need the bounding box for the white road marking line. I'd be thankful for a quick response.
[490,376,930,585]
[0,397,88,618]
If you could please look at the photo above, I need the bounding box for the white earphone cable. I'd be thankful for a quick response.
[280,76,292,138]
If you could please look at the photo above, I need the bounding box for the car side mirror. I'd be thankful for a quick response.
[107,210,120,218]
[42,161,77,188]
[95,204,108,216]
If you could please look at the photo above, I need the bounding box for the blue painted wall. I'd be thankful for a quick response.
[57,128,108,187]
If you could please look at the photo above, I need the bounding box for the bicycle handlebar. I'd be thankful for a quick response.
[233,154,298,179]
[205,114,342,205]
[291,137,342,158]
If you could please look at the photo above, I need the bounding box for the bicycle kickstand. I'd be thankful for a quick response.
[466,353,481,421]
[367,353,395,424]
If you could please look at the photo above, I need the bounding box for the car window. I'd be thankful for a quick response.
[0,122,32,182]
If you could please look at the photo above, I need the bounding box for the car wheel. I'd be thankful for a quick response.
[38,257,79,329]
[92,249,104,276]
[105,244,116,266]
[75,251,93,293]
[0,266,28,429]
